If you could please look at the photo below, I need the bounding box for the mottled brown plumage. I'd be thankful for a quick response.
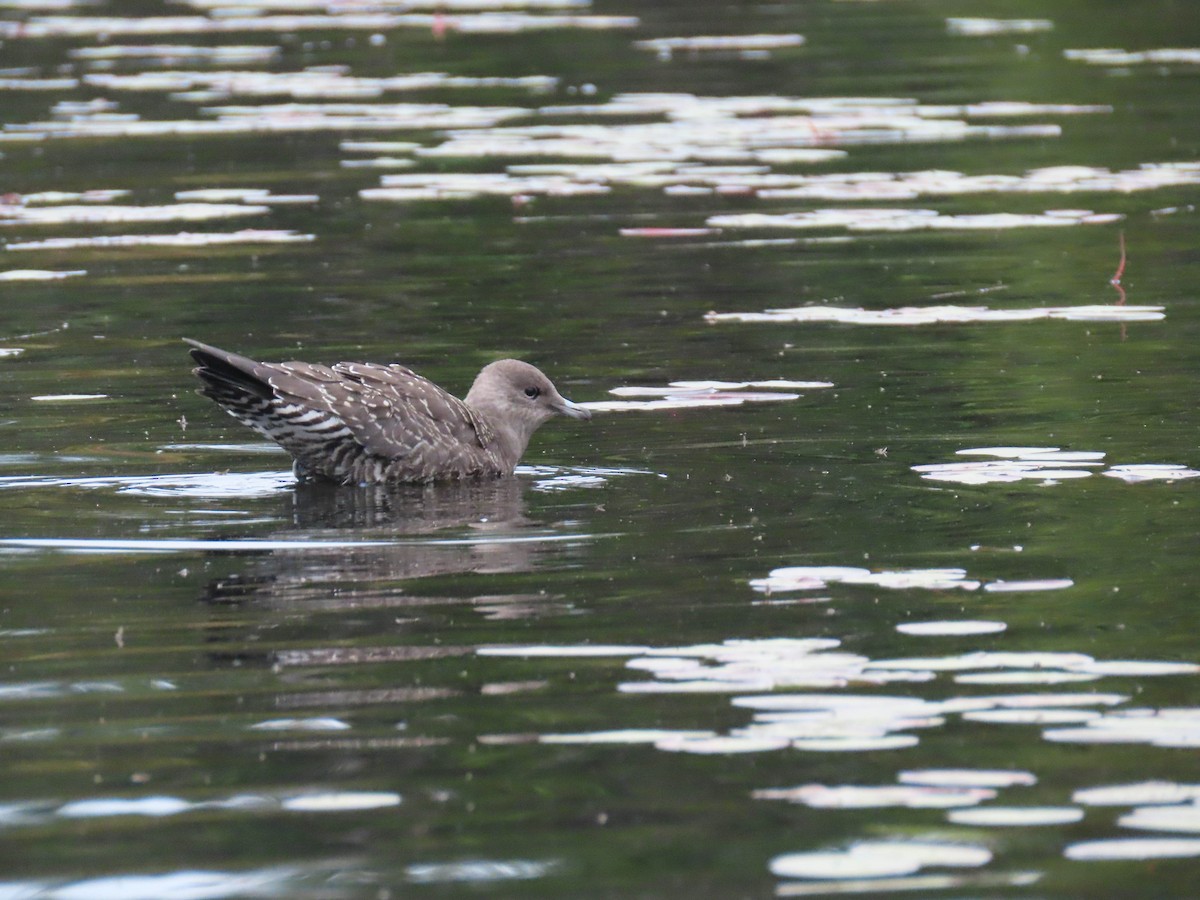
[185,339,591,484]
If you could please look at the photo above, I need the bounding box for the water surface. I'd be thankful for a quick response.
[3,0,1200,896]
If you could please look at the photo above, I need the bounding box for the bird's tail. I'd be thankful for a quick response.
[183,339,359,481]
[184,338,273,402]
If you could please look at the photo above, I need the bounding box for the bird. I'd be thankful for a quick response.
[184,339,592,485]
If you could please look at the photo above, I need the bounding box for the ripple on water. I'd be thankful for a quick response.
[41,790,400,821]
[405,859,558,883]
[0,470,294,498]
[0,462,645,503]
[32,868,305,900]
[519,463,659,490]
[2,4,1199,895]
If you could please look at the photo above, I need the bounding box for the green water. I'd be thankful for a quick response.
[3,0,1200,896]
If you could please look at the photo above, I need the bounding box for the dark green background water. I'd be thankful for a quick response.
[3,0,1200,896]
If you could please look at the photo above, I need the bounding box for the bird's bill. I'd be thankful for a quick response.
[554,398,593,421]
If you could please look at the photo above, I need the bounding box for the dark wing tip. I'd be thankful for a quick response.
[183,337,222,366]
[184,339,273,400]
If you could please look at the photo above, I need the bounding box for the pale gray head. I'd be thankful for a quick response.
[464,359,591,459]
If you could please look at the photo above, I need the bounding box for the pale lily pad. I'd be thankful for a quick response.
[655,734,790,754]
[770,840,991,880]
[0,201,267,225]
[30,393,108,401]
[751,565,981,593]
[1065,48,1200,66]
[791,735,920,752]
[634,34,806,55]
[1104,464,1200,483]
[582,379,817,413]
[1074,781,1200,807]
[57,796,194,818]
[967,692,1128,709]
[947,806,1083,826]
[896,620,1006,636]
[0,268,86,280]
[947,17,1053,35]
[5,229,314,251]
[477,644,649,657]
[770,850,922,880]
[1065,838,1200,861]
[1119,804,1200,833]
[983,578,1075,592]
[899,769,1037,788]
[754,783,995,809]
[954,670,1100,685]
[248,718,350,732]
[870,651,1095,672]
[1045,707,1200,747]
[963,708,1102,725]
[280,791,401,812]
[540,729,715,745]
[1072,661,1200,677]
[708,303,1161,327]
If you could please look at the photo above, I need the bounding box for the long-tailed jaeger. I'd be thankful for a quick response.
[185,339,591,484]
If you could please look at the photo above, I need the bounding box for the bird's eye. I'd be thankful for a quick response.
[524,386,541,399]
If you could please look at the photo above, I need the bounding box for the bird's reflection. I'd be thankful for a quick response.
[285,476,531,533]
[198,477,582,669]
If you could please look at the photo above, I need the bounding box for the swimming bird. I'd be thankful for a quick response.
[184,339,591,484]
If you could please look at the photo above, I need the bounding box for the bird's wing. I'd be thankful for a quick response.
[263,360,494,459]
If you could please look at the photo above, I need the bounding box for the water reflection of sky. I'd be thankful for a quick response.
[5,14,1200,265]
[479,596,1200,883]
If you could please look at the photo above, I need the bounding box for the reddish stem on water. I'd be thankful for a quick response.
[1111,230,1127,283]
[1110,230,1127,305]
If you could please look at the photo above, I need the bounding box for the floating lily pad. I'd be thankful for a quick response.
[947,17,1053,35]
[899,769,1037,788]
[770,840,991,880]
[1065,838,1200,861]
[754,783,995,809]
[948,806,1083,826]
[280,792,401,812]
[896,620,1007,636]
